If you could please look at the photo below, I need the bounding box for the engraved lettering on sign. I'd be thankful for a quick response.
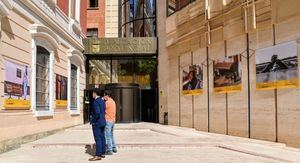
[92,44,100,53]
[84,38,157,54]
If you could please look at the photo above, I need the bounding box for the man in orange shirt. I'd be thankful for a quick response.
[104,90,117,155]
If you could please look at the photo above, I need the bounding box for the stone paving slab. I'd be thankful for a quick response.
[0,123,300,163]
[0,146,285,163]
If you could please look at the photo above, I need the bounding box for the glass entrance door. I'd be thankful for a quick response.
[86,56,158,123]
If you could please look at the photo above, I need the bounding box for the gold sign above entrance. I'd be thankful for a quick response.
[83,37,157,55]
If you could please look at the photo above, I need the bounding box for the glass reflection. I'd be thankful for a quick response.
[113,60,134,83]
[122,0,156,37]
[88,60,111,85]
[134,0,155,19]
[134,59,157,89]
[88,58,157,89]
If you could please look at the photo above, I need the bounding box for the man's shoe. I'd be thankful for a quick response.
[88,156,102,161]
[112,148,117,153]
[105,151,113,155]
[100,155,105,158]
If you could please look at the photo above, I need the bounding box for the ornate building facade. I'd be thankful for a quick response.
[0,0,86,151]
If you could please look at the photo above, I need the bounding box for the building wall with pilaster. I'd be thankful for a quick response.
[0,0,86,143]
[164,0,300,148]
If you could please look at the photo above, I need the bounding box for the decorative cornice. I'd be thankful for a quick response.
[0,0,13,16]
[29,24,61,45]
[67,49,85,66]
[29,24,60,50]
[71,19,82,35]
[18,0,84,51]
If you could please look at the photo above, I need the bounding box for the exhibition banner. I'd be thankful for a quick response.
[182,64,203,95]
[56,74,68,107]
[213,54,242,93]
[256,41,299,90]
[3,60,30,109]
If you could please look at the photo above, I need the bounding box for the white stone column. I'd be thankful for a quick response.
[31,39,37,113]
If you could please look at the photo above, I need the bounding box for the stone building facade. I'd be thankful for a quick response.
[86,0,118,38]
[161,0,300,148]
[0,0,86,147]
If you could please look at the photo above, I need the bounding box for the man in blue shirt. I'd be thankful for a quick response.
[89,89,106,161]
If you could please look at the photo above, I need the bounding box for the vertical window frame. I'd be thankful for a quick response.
[36,46,51,111]
[31,43,55,117]
[89,0,99,8]
[70,64,78,110]
[87,28,99,38]
[67,58,81,115]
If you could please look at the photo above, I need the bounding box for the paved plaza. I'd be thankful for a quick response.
[1,123,300,163]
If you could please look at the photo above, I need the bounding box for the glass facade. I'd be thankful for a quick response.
[87,58,157,89]
[121,0,156,37]
[88,60,111,85]
[86,0,158,90]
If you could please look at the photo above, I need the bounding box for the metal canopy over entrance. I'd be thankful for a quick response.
[83,37,159,123]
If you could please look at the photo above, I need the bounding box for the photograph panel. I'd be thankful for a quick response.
[256,41,298,90]
[182,64,204,95]
[213,54,242,93]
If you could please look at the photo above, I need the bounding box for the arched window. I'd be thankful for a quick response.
[67,49,84,115]
[30,24,59,116]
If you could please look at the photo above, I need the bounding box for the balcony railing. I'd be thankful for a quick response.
[29,0,82,43]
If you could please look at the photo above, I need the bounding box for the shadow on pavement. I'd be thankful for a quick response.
[85,144,96,156]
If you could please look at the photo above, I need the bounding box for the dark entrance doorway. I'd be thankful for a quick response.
[106,83,141,122]
[141,88,158,123]
[84,55,159,123]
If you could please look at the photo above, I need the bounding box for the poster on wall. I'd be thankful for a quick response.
[56,74,68,107]
[3,60,30,109]
[256,41,299,90]
[213,54,242,93]
[182,64,203,95]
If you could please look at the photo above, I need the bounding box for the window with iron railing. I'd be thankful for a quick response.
[36,46,50,111]
[70,64,78,110]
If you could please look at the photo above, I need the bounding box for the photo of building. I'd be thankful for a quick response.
[213,55,242,93]
[3,60,31,109]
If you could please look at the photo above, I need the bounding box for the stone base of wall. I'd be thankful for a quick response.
[0,125,79,154]
[0,109,83,153]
